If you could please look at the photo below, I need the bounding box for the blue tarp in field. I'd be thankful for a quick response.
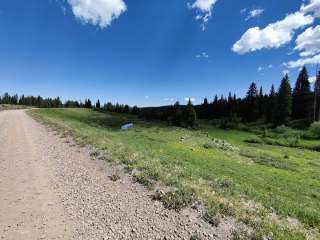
[121,123,134,130]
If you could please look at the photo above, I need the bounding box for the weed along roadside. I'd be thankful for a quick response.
[29,108,320,240]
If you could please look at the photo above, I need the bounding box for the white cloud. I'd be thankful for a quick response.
[309,76,317,83]
[67,0,127,28]
[246,8,264,21]
[189,0,217,30]
[286,53,320,68]
[294,25,320,57]
[184,97,196,102]
[283,69,290,76]
[232,12,314,54]
[301,0,320,17]
[257,66,264,72]
[196,52,209,58]
[144,95,149,99]
[240,8,247,14]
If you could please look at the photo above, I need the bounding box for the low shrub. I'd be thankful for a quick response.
[190,234,202,240]
[240,150,289,170]
[244,135,264,144]
[133,173,154,189]
[109,173,121,182]
[204,200,235,226]
[274,125,290,134]
[204,138,239,152]
[219,118,245,130]
[289,119,310,130]
[153,188,196,211]
[308,121,320,139]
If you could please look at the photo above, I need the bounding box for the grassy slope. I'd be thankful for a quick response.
[0,104,29,111]
[30,108,320,239]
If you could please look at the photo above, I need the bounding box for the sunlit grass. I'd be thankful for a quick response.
[30,108,320,239]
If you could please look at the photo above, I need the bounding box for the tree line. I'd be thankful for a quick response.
[138,67,320,128]
[194,67,320,127]
[0,93,63,108]
[1,66,319,129]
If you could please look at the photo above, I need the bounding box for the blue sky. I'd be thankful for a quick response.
[0,0,319,106]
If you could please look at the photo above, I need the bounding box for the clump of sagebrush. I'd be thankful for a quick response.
[244,135,264,144]
[240,150,289,170]
[89,150,100,157]
[109,173,121,182]
[189,234,202,240]
[203,138,239,152]
[153,188,196,211]
[231,228,253,240]
[133,173,154,189]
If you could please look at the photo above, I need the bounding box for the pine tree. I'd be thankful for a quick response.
[266,85,276,123]
[184,99,197,128]
[172,101,183,126]
[292,66,312,121]
[258,87,265,118]
[211,95,219,119]
[275,74,292,125]
[132,106,139,115]
[200,98,209,119]
[124,105,130,113]
[245,82,259,122]
[314,71,320,121]
[96,100,101,109]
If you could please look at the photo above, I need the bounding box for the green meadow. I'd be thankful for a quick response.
[30,108,320,240]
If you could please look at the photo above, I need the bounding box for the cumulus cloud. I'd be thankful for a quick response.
[301,0,320,17]
[232,12,314,54]
[184,97,196,103]
[196,52,209,58]
[286,53,320,68]
[257,66,264,72]
[283,69,290,76]
[233,0,320,55]
[67,0,127,28]
[189,0,217,30]
[309,76,317,83]
[164,98,175,102]
[294,25,320,57]
[245,8,264,21]
[281,0,320,68]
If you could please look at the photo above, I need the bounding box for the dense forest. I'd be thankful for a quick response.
[1,67,320,128]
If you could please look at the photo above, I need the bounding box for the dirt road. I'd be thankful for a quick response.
[0,110,235,240]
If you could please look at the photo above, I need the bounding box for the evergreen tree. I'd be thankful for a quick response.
[314,71,320,121]
[266,85,276,123]
[292,66,312,121]
[258,87,265,118]
[275,74,292,125]
[124,105,130,113]
[245,82,259,122]
[184,99,197,128]
[131,106,139,115]
[172,101,183,126]
[84,99,92,108]
[96,100,101,109]
[200,98,209,119]
[211,95,219,119]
